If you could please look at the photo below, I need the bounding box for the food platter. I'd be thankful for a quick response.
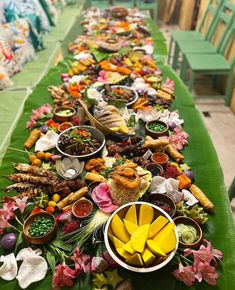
[0,5,226,290]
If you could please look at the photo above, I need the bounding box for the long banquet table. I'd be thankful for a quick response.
[0,7,234,290]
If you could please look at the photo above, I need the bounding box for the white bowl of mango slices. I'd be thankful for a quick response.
[104,201,179,272]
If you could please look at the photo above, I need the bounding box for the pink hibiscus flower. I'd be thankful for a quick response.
[52,262,77,287]
[70,247,91,273]
[172,263,196,287]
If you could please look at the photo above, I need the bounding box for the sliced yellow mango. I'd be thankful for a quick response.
[123,241,136,255]
[142,247,156,266]
[116,248,132,260]
[138,204,154,226]
[153,222,176,254]
[111,214,130,243]
[125,204,138,225]
[119,124,129,134]
[152,222,174,242]
[131,224,150,253]
[109,234,125,248]
[126,253,144,267]
[110,127,120,132]
[147,240,166,257]
[148,215,169,238]
[123,219,138,235]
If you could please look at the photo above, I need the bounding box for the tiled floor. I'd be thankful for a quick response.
[160,23,235,189]
[159,24,235,220]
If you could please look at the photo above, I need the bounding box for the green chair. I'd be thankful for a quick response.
[112,0,135,8]
[168,0,223,66]
[177,1,235,72]
[229,178,235,200]
[135,0,158,23]
[180,22,235,105]
[86,0,110,9]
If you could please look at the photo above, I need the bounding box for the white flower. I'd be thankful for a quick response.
[149,176,180,194]
[74,52,92,61]
[16,256,47,289]
[0,253,17,281]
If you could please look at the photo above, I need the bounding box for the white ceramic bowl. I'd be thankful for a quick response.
[101,85,138,106]
[56,125,105,159]
[104,201,178,273]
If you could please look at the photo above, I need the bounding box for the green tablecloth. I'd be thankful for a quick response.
[0,9,234,290]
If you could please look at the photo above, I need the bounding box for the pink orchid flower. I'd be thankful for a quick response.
[194,262,218,286]
[26,119,37,129]
[52,262,77,287]
[0,200,16,230]
[15,196,29,213]
[168,128,189,150]
[97,70,108,83]
[172,263,196,287]
[26,104,52,129]
[70,247,91,273]
[184,240,223,265]
[162,78,174,91]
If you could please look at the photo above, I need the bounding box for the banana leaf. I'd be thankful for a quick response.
[0,9,234,290]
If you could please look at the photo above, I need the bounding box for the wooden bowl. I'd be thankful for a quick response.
[53,106,76,123]
[23,212,57,245]
[146,193,176,218]
[173,216,203,249]
[72,198,93,219]
[145,120,169,138]
[145,163,164,177]
[151,152,169,167]
[144,74,162,86]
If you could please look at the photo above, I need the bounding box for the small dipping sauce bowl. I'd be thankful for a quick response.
[145,163,164,177]
[151,152,169,167]
[53,106,76,123]
[72,199,93,219]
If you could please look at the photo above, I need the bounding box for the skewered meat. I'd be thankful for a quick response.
[6,173,57,186]
[13,163,58,181]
